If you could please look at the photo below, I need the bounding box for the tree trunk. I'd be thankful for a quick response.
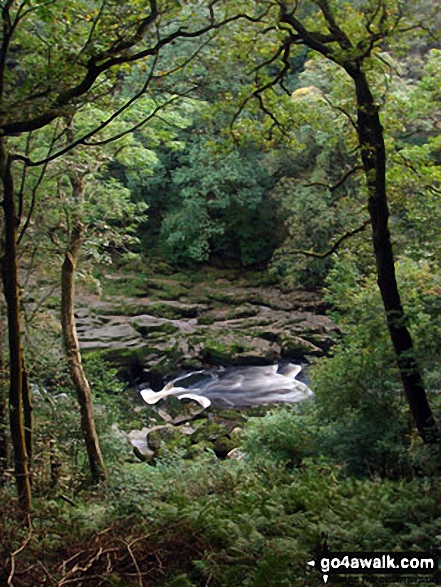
[61,209,107,483]
[22,364,32,468]
[0,140,32,510]
[351,67,438,443]
[0,282,9,485]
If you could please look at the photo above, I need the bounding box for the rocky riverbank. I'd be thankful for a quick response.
[76,267,338,385]
[74,267,338,463]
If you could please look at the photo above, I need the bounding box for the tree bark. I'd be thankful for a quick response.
[0,281,9,485]
[61,188,107,483]
[350,67,438,443]
[0,140,32,510]
[22,364,32,467]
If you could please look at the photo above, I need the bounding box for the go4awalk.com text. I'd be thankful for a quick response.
[307,551,439,584]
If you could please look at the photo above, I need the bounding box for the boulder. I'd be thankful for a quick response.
[279,333,323,359]
[142,393,209,424]
[147,425,194,456]
[127,428,155,462]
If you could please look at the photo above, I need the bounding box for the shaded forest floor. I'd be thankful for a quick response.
[2,448,440,586]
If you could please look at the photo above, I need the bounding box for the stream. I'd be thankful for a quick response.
[138,363,313,409]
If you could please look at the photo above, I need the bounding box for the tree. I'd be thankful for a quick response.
[158,136,279,266]
[60,127,107,482]
[59,109,152,483]
[189,3,439,445]
[271,0,439,443]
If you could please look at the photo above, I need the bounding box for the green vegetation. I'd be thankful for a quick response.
[1,372,440,585]
[0,0,441,584]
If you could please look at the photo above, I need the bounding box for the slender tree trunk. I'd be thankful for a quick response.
[351,67,438,443]
[0,283,9,485]
[61,191,107,483]
[22,364,32,467]
[0,140,32,510]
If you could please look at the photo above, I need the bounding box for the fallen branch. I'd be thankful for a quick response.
[7,514,33,586]
[59,494,76,507]
[124,540,143,587]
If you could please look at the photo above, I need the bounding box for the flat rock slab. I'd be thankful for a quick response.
[76,273,338,375]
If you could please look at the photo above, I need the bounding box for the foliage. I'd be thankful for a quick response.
[1,441,440,586]
[306,253,441,476]
[1,0,441,581]
[159,139,280,265]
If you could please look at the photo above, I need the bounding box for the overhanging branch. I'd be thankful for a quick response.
[1,4,270,136]
[230,37,292,135]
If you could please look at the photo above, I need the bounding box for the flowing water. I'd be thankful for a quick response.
[139,363,313,408]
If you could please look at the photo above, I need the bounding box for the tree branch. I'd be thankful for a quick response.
[17,147,53,244]
[82,94,184,147]
[321,93,357,130]
[1,6,270,136]
[278,2,335,58]
[7,514,32,586]
[304,165,363,192]
[281,219,370,259]
[82,0,108,54]
[231,37,292,135]
[314,0,353,49]
[11,52,161,166]
[364,0,383,36]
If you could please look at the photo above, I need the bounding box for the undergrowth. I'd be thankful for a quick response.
[1,419,441,586]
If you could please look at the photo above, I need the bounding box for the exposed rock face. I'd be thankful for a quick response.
[76,272,338,379]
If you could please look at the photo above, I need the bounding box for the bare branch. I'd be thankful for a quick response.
[123,540,143,587]
[12,1,56,27]
[151,31,216,81]
[24,283,60,325]
[304,165,363,192]
[256,92,287,134]
[82,94,183,147]
[397,152,441,196]
[278,2,335,58]
[7,515,32,586]
[321,93,357,130]
[364,0,383,36]
[231,37,292,134]
[116,8,273,67]
[17,147,54,244]
[82,0,108,53]
[250,42,286,74]
[11,52,162,166]
[280,219,370,259]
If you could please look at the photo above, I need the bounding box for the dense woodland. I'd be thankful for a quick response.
[1,0,441,585]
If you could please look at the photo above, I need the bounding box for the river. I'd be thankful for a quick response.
[139,362,313,409]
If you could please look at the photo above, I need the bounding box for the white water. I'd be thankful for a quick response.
[140,363,313,408]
